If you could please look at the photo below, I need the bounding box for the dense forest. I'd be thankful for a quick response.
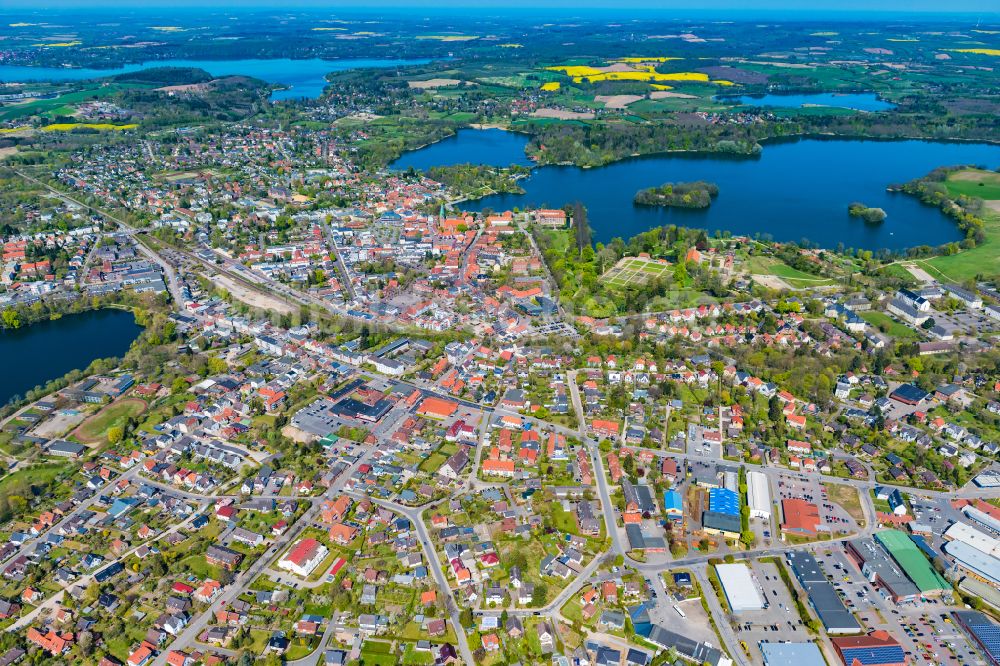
[635,181,719,209]
[424,163,530,198]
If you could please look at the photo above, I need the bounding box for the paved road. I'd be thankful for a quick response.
[9,499,209,632]
[349,492,476,666]
[151,448,377,666]
[12,170,184,306]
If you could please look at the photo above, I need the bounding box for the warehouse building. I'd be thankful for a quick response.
[944,521,1000,558]
[786,551,861,634]
[782,498,821,536]
[943,520,1000,586]
[952,611,1000,666]
[709,487,740,516]
[944,540,1000,586]
[702,511,741,538]
[874,529,951,598]
[746,471,771,520]
[716,563,765,613]
[845,537,921,604]
[662,490,683,520]
[963,505,1000,534]
[831,630,906,666]
[760,642,826,666]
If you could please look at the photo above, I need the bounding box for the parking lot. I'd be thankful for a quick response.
[687,424,721,459]
[909,496,965,538]
[728,560,810,664]
[650,573,718,646]
[811,546,986,666]
[930,305,1000,338]
[815,548,880,615]
[775,473,859,534]
[894,610,987,666]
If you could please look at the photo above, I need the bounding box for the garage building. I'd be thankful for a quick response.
[715,563,765,613]
[747,471,771,520]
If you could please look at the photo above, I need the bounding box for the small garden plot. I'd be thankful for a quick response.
[602,257,672,289]
[361,640,397,666]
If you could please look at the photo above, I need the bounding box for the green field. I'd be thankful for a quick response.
[0,84,149,122]
[745,255,836,288]
[73,398,147,444]
[0,462,72,495]
[920,169,1000,281]
[361,640,396,666]
[860,311,919,339]
[419,451,447,473]
[877,263,918,285]
[944,169,1000,200]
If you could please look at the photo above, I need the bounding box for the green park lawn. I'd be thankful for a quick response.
[945,169,1000,200]
[745,255,835,288]
[917,169,1000,281]
[73,397,147,444]
[919,211,1000,282]
[859,311,919,339]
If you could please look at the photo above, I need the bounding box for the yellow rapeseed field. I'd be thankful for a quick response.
[32,41,81,47]
[41,123,138,132]
[546,63,730,85]
[540,82,561,91]
[952,48,1000,56]
[615,56,682,63]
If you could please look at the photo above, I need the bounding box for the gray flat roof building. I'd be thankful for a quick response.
[846,537,922,603]
[760,642,827,666]
[786,551,861,634]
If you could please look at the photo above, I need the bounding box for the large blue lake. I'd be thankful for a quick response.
[0,58,430,100]
[718,92,896,112]
[393,129,1000,250]
[0,308,142,406]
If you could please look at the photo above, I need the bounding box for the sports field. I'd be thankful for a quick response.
[602,256,672,288]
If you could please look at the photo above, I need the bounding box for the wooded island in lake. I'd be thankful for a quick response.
[634,181,720,209]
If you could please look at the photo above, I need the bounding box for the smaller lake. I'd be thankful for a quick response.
[0,58,431,100]
[718,92,895,112]
[391,128,535,171]
[0,308,143,406]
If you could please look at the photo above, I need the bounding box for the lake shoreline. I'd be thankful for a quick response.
[394,128,1000,251]
[0,308,143,407]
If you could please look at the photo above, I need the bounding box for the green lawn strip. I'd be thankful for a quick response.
[859,311,919,339]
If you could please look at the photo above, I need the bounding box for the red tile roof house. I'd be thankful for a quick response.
[128,641,158,666]
[787,439,812,454]
[591,419,620,439]
[481,634,501,652]
[279,538,329,578]
[26,628,73,655]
